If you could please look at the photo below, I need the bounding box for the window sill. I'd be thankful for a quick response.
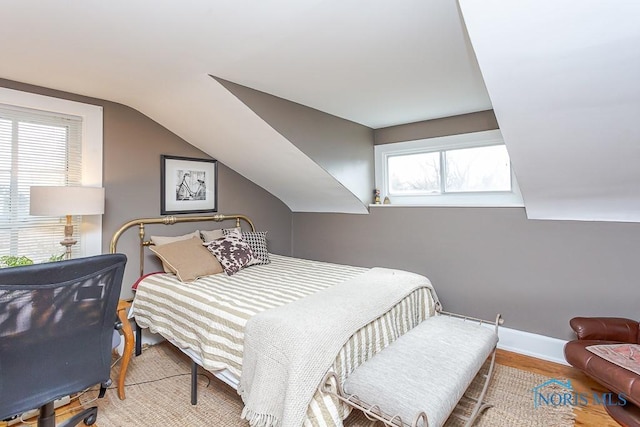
[369,203,525,208]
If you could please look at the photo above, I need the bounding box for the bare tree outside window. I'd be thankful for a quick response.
[445,145,511,193]
[388,152,440,194]
[387,145,511,196]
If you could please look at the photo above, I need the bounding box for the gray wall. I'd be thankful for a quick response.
[214,77,374,207]
[6,77,636,340]
[374,110,499,144]
[0,79,293,299]
[293,112,640,340]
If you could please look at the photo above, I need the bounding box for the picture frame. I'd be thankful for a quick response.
[161,155,218,215]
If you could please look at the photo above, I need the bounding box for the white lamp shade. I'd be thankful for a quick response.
[30,186,105,216]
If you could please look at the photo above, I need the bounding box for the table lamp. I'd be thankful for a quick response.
[29,186,105,259]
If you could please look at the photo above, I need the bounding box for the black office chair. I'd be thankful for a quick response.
[0,253,127,427]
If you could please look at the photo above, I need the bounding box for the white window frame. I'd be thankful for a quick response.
[0,87,104,256]
[374,129,523,207]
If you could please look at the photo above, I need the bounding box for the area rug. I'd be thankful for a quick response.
[80,343,575,427]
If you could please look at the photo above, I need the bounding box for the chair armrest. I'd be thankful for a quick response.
[569,317,638,343]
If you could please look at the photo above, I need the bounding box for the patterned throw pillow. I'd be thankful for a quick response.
[223,229,270,265]
[205,232,257,276]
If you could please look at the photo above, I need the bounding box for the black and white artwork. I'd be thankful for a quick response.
[175,169,207,201]
[161,155,217,215]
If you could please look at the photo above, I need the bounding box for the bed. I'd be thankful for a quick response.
[110,214,439,427]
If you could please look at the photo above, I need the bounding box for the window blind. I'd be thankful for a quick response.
[0,104,83,263]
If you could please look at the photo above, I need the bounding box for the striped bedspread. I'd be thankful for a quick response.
[131,254,437,426]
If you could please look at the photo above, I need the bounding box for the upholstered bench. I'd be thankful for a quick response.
[321,312,501,427]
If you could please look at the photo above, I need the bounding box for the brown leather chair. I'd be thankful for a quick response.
[564,317,640,427]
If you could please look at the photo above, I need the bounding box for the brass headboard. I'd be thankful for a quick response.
[109,214,255,277]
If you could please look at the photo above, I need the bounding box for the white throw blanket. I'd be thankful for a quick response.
[238,267,437,427]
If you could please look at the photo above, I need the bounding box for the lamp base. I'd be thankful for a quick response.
[61,219,76,260]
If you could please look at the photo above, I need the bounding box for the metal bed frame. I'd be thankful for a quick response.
[109,214,255,277]
[109,214,255,402]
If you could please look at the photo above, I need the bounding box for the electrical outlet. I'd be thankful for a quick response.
[6,396,71,426]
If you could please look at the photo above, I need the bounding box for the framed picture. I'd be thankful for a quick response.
[161,155,218,215]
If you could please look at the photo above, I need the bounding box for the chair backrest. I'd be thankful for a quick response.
[0,253,127,420]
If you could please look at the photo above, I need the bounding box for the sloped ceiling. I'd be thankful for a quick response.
[0,1,491,214]
[6,1,635,221]
[459,0,640,222]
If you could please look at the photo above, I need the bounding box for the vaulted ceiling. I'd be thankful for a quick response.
[459,0,640,222]
[2,1,639,220]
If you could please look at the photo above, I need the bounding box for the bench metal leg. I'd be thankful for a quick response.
[319,371,429,427]
[462,348,497,426]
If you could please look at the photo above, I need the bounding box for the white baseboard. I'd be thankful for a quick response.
[489,323,569,365]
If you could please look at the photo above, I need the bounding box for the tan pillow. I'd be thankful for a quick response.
[149,237,223,282]
[151,230,200,246]
[151,231,201,272]
[200,229,225,243]
[201,227,240,243]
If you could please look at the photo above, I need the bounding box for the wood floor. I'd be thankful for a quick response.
[3,349,620,427]
[495,350,619,427]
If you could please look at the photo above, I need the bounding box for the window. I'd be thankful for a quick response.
[375,130,523,206]
[0,88,103,262]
